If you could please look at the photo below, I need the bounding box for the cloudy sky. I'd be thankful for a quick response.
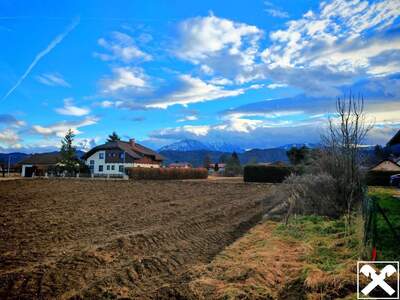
[0,0,399,153]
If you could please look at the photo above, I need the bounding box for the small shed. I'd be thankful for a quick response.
[19,152,62,177]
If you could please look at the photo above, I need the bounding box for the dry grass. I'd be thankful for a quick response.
[187,215,362,299]
[188,222,308,299]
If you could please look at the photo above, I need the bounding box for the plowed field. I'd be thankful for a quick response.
[0,179,272,299]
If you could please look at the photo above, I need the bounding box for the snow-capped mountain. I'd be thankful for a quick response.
[206,141,243,153]
[158,139,243,153]
[158,139,209,152]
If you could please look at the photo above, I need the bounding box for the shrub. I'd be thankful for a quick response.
[263,173,340,221]
[243,164,292,183]
[126,167,208,180]
[366,170,400,186]
[284,173,340,218]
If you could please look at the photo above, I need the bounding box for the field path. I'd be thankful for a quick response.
[0,179,272,299]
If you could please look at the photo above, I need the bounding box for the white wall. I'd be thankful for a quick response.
[85,150,159,174]
[21,164,33,177]
[85,151,132,175]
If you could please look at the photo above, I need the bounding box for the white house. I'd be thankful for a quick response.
[82,139,164,175]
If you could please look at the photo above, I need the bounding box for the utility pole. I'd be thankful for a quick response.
[7,154,11,177]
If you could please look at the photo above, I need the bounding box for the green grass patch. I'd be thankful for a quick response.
[273,215,360,272]
[368,187,400,260]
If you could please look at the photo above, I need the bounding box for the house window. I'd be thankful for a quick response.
[90,160,94,165]
[99,153,104,159]
[89,165,94,171]
[119,165,124,172]
[107,165,110,170]
[119,153,124,159]
[111,165,115,170]
[98,165,103,172]
[112,153,116,157]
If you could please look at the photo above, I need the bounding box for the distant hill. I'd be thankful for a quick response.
[159,150,225,167]
[240,148,288,164]
[160,148,288,167]
[277,143,320,150]
[159,139,243,153]
[0,152,29,166]
[0,150,86,166]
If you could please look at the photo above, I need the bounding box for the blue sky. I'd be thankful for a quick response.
[0,0,399,153]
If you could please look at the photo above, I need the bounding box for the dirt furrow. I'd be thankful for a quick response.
[0,179,272,299]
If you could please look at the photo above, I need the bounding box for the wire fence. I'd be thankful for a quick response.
[363,195,400,260]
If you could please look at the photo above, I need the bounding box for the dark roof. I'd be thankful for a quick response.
[129,142,164,161]
[82,140,164,161]
[388,130,400,146]
[19,152,62,165]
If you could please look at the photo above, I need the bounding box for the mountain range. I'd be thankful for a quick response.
[158,139,243,153]
[0,139,318,168]
[0,150,85,167]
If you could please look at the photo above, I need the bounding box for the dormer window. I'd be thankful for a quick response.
[99,153,104,159]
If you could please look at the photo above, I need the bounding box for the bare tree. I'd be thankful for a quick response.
[320,93,373,223]
[279,93,373,228]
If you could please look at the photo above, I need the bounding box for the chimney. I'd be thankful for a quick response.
[129,138,135,147]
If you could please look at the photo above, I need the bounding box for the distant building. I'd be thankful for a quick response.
[209,163,226,174]
[19,152,62,177]
[370,159,400,172]
[82,139,164,175]
[169,162,192,168]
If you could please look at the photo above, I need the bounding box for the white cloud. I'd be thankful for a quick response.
[98,100,114,108]
[2,17,79,100]
[0,114,26,127]
[208,77,234,85]
[176,14,263,83]
[177,115,198,122]
[146,74,251,109]
[102,67,149,92]
[267,83,288,89]
[156,125,211,137]
[264,1,289,18]
[55,98,90,116]
[0,128,21,148]
[261,0,400,80]
[32,116,98,137]
[94,31,152,63]
[36,73,71,87]
[74,137,98,151]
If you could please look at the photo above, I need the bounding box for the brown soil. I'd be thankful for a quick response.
[0,179,273,299]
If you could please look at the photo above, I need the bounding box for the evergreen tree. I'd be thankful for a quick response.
[286,146,309,165]
[203,154,212,169]
[224,152,242,176]
[107,131,121,142]
[60,129,78,174]
[219,153,230,163]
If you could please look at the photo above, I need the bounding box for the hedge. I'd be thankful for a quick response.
[366,170,400,186]
[126,167,208,180]
[244,164,292,183]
